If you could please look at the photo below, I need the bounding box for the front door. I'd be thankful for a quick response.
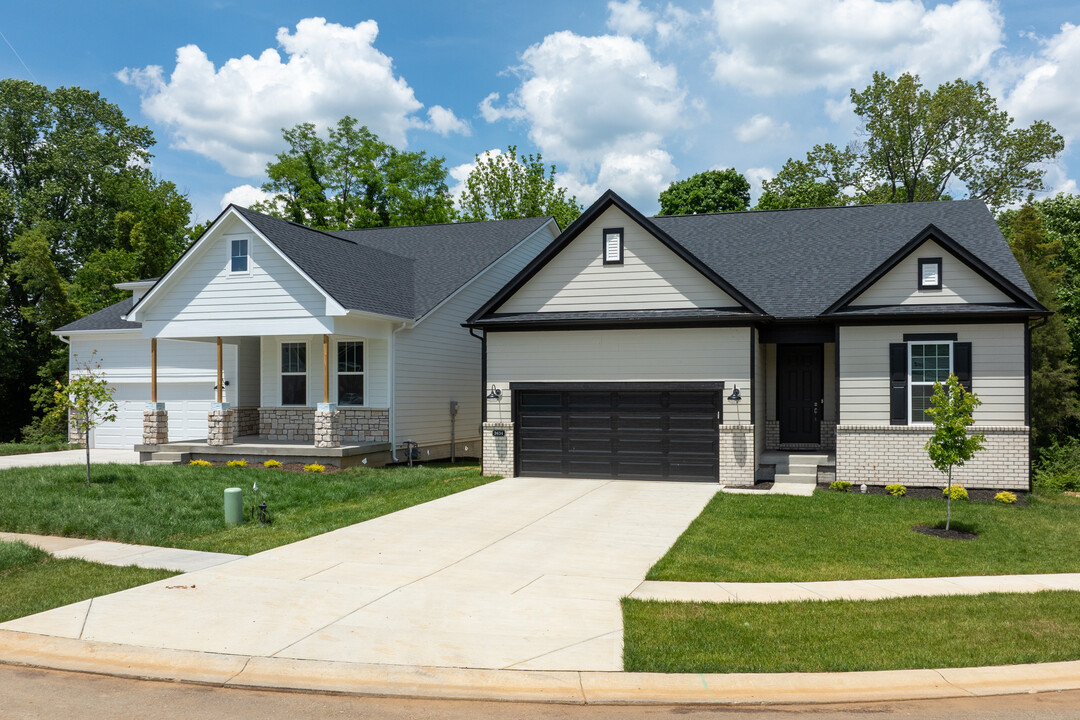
[777,344,823,445]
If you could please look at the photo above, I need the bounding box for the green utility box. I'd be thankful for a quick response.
[224,487,243,525]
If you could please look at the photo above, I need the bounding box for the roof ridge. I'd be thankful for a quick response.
[651,198,980,221]
[333,215,553,236]
[233,204,359,245]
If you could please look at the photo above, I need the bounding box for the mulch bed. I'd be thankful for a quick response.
[814,483,1028,505]
[912,524,979,541]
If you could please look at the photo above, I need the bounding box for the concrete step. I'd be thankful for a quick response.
[145,451,189,466]
[773,473,817,485]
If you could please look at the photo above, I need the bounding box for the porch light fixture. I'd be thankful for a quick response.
[728,385,741,402]
[487,385,502,400]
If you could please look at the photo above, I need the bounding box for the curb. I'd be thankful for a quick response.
[3,630,1079,705]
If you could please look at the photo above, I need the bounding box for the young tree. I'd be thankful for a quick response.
[458,146,582,229]
[253,117,455,229]
[53,352,118,485]
[924,375,985,531]
[658,169,751,215]
[755,72,1063,211]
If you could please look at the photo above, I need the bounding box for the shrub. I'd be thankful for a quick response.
[304,463,325,473]
[829,480,852,492]
[189,459,212,467]
[886,483,906,497]
[263,459,282,469]
[995,491,1018,504]
[226,459,247,468]
[943,484,969,501]
[1034,441,1080,492]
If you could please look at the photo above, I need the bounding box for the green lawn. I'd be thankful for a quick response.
[0,443,79,457]
[648,490,1080,582]
[623,592,1080,673]
[0,540,175,624]
[0,461,493,555]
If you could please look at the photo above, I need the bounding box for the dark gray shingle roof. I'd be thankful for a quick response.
[650,199,1033,319]
[55,299,139,333]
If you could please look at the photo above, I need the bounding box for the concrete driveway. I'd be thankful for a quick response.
[0,477,717,671]
[0,448,139,470]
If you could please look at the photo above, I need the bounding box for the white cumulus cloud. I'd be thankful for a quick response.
[735,113,790,142]
[607,0,656,36]
[118,17,467,177]
[220,184,272,210]
[1003,22,1080,142]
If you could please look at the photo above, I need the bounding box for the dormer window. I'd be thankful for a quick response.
[918,257,942,290]
[231,238,249,273]
[603,227,624,265]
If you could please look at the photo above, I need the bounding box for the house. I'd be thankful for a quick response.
[54,206,560,465]
[467,191,1046,490]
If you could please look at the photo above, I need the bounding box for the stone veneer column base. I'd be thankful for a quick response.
[314,404,341,448]
[720,424,755,487]
[482,421,514,477]
[207,404,236,447]
[836,425,1029,490]
[142,403,168,446]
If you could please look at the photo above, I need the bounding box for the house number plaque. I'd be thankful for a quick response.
[491,429,506,437]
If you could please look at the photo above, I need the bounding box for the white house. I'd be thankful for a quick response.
[54,206,559,465]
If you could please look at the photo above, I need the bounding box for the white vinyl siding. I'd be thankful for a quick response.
[486,327,752,426]
[498,206,737,313]
[258,334,388,408]
[849,239,1011,306]
[838,324,1025,426]
[394,223,558,446]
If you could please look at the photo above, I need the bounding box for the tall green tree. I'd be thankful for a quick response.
[253,117,455,229]
[0,79,191,441]
[658,169,750,215]
[458,145,581,229]
[756,72,1064,211]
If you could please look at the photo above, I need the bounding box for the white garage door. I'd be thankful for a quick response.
[91,383,215,449]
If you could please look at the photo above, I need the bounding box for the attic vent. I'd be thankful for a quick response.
[603,227,623,265]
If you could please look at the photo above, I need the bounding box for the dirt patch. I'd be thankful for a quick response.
[912,524,978,541]
[815,483,1028,505]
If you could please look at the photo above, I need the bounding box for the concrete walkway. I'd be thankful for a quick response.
[0,532,242,573]
[0,449,139,469]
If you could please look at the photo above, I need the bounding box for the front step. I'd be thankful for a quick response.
[143,451,189,466]
[761,451,834,496]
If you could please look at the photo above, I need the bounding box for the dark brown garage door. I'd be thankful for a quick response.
[514,384,721,481]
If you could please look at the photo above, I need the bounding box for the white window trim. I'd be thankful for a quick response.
[908,340,953,425]
[280,340,308,406]
[334,339,367,407]
[226,234,253,276]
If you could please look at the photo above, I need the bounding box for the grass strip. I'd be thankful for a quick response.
[0,461,492,555]
[0,443,79,457]
[0,540,175,624]
[623,591,1080,673]
[647,490,1080,582]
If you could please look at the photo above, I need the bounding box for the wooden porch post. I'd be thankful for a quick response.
[151,338,158,403]
[216,336,223,403]
[323,334,330,404]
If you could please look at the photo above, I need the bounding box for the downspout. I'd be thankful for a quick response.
[389,321,408,462]
[56,335,70,345]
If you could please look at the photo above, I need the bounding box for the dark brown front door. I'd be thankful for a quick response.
[777,344,823,445]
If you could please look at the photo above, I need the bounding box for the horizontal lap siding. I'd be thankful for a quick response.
[498,206,736,313]
[259,335,389,408]
[850,240,1011,306]
[839,323,1025,426]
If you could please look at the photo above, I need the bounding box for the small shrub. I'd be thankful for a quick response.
[886,483,906,497]
[829,480,852,492]
[304,463,325,473]
[995,491,1018,504]
[1034,441,1080,492]
[263,459,282,469]
[226,459,247,468]
[189,459,212,467]
[943,485,969,501]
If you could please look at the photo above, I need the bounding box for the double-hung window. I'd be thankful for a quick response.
[909,342,951,423]
[230,238,249,273]
[281,342,306,406]
[337,341,364,406]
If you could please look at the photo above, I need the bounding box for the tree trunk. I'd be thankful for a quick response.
[946,465,952,531]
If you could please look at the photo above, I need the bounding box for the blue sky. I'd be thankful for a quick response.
[3,0,1079,223]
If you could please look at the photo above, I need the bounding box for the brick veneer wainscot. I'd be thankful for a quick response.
[482,421,514,477]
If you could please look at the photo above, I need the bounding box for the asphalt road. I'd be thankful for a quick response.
[3,664,1080,719]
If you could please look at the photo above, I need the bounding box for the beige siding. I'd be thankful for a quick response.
[850,240,1011,306]
[498,206,737,313]
[393,224,558,447]
[486,327,752,426]
[838,323,1025,426]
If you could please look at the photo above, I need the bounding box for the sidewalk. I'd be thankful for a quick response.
[0,449,139,469]
[0,532,242,573]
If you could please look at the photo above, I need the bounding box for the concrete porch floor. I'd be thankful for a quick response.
[136,436,393,467]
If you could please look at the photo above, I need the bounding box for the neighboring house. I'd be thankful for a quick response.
[468,190,1046,490]
[54,206,560,464]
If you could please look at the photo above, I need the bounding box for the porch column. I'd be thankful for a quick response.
[142,337,168,446]
[314,334,341,448]
[208,336,235,446]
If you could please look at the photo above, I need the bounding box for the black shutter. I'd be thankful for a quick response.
[890,343,907,426]
[954,342,972,393]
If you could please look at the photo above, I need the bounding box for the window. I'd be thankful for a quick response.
[603,227,623,265]
[909,342,951,422]
[918,257,942,290]
[281,342,306,405]
[337,341,364,406]
[231,238,249,273]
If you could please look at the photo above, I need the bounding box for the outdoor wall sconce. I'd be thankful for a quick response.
[487,384,502,400]
[727,385,741,402]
